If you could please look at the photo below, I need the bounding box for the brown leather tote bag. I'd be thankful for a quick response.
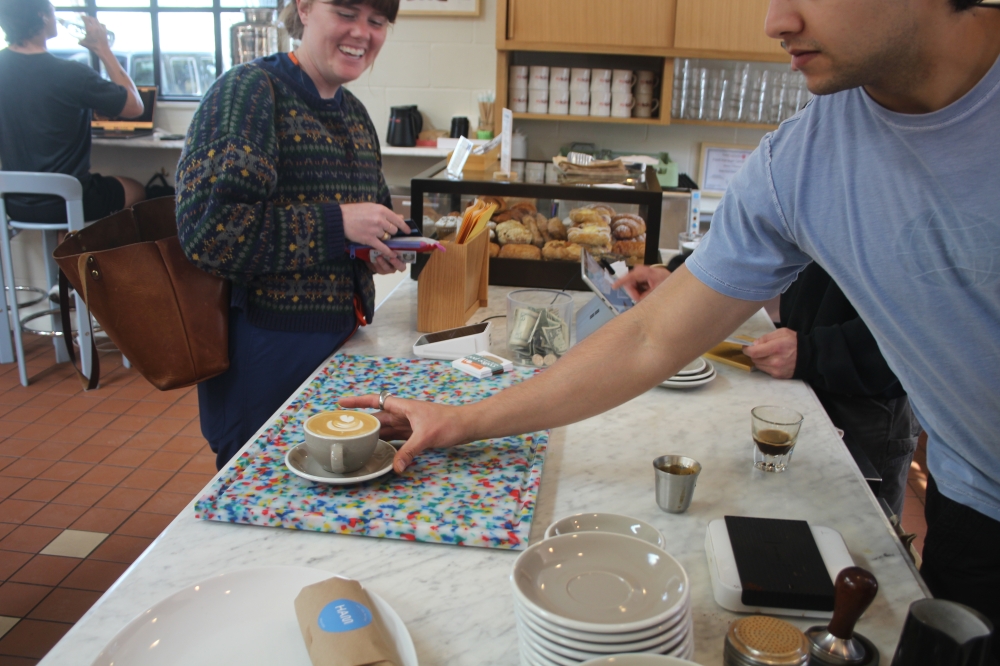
[53,196,230,391]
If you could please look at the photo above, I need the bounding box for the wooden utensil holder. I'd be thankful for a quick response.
[417,228,489,332]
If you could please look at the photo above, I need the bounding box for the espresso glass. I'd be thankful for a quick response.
[751,406,803,472]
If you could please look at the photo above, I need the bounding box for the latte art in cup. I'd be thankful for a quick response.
[306,410,380,438]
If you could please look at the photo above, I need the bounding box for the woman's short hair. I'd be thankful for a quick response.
[0,0,52,45]
[280,0,399,41]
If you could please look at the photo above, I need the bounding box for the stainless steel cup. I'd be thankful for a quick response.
[654,455,702,513]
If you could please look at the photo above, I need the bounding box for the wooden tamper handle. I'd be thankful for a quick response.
[828,566,879,640]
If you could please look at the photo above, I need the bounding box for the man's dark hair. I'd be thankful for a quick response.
[0,0,52,45]
[951,0,988,9]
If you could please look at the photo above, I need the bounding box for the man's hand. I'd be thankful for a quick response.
[343,203,409,271]
[78,16,112,55]
[743,328,798,379]
[337,394,474,473]
[612,264,670,302]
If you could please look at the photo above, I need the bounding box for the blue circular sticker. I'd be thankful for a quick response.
[317,599,373,633]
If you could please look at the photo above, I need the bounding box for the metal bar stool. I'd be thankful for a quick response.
[0,172,98,387]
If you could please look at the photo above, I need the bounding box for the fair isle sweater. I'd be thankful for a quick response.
[175,54,388,333]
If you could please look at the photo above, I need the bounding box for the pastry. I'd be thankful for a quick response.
[612,239,646,258]
[496,220,533,245]
[569,208,608,227]
[547,217,567,241]
[542,240,583,261]
[481,195,506,213]
[568,224,612,247]
[499,243,542,260]
[611,213,646,240]
[509,201,537,216]
[525,215,545,247]
[489,242,501,257]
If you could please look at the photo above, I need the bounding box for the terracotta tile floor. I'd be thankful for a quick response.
[0,329,931,663]
[0,335,216,664]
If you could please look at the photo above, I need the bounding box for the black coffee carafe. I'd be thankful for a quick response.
[891,599,993,666]
[387,105,422,147]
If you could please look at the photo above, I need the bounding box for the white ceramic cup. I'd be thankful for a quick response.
[509,65,529,88]
[590,68,612,92]
[635,81,656,96]
[509,88,528,113]
[570,68,591,91]
[304,411,380,474]
[589,90,612,117]
[570,90,591,116]
[612,92,635,118]
[528,65,550,90]
[635,93,660,118]
[548,89,569,115]
[636,70,659,87]
[612,69,635,86]
[549,66,570,91]
[528,88,549,114]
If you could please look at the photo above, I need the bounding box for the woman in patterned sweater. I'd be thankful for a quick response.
[176,0,404,469]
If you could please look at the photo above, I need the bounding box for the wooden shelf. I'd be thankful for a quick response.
[513,112,668,126]
[672,118,778,131]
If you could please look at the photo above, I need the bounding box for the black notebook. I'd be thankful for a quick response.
[724,515,835,611]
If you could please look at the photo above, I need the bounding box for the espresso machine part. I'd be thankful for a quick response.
[387,105,422,147]
[230,9,278,66]
[806,566,881,665]
[890,599,993,666]
[723,615,810,666]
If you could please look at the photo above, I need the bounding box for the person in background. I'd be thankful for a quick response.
[175,0,407,470]
[619,260,921,518]
[0,0,146,223]
[341,0,1000,656]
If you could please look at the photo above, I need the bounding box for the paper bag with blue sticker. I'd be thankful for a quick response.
[294,577,402,666]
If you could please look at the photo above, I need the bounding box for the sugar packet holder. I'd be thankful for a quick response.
[452,353,514,379]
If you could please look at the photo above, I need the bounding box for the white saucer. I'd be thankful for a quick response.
[674,358,707,377]
[285,440,395,485]
[660,361,716,389]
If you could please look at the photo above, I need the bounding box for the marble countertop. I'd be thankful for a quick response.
[39,280,927,665]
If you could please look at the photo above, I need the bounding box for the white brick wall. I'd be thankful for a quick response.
[346,0,498,141]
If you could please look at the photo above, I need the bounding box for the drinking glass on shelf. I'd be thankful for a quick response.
[692,67,709,120]
[709,69,731,122]
[674,58,692,120]
[730,63,752,122]
[750,69,772,124]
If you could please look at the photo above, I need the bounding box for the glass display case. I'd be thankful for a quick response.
[410,160,663,290]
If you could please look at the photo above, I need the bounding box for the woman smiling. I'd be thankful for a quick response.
[175,0,404,469]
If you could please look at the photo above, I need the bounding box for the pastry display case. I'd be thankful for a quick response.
[410,160,663,291]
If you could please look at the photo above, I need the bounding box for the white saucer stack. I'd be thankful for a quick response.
[511,532,695,666]
[660,357,716,389]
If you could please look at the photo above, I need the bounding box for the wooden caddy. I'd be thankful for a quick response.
[416,228,490,333]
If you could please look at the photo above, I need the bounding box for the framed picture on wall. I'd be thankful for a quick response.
[398,0,480,16]
[697,143,756,197]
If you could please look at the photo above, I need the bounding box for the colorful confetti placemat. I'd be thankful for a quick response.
[194,355,546,550]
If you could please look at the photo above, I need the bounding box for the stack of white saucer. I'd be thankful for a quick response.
[659,357,716,389]
[511,532,695,666]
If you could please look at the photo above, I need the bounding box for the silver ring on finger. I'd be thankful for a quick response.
[379,390,392,411]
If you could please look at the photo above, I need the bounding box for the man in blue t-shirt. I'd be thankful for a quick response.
[342,0,1000,647]
[0,0,146,222]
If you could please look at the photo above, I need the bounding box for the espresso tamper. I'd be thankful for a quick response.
[805,566,881,665]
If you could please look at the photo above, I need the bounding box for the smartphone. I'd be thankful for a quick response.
[580,252,635,315]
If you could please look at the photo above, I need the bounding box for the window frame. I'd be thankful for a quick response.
[54,0,257,101]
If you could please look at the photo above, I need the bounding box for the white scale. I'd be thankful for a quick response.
[704,518,855,619]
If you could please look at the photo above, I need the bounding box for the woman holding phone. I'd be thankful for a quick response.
[176,0,404,468]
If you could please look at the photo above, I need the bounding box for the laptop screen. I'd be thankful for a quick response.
[92,86,157,131]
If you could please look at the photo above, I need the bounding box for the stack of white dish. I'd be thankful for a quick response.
[511,531,695,666]
[659,357,716,389]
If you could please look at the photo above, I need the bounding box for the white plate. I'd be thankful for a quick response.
[659,368,716,390]
[516,603,690,653]
[285,440,396,484]
[91,566,418,666]
[673,358,707,377]
[581,656,700,666]
[521,626,694,666]
[515,595,689,644]
[517,611,690,660]
[511,533,690,634]
[544,513,666,550]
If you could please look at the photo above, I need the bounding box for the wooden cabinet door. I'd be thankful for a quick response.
[506,0,676,49]
[674,0,785,57]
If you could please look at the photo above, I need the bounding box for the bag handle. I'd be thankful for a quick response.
[58,257,100,391]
